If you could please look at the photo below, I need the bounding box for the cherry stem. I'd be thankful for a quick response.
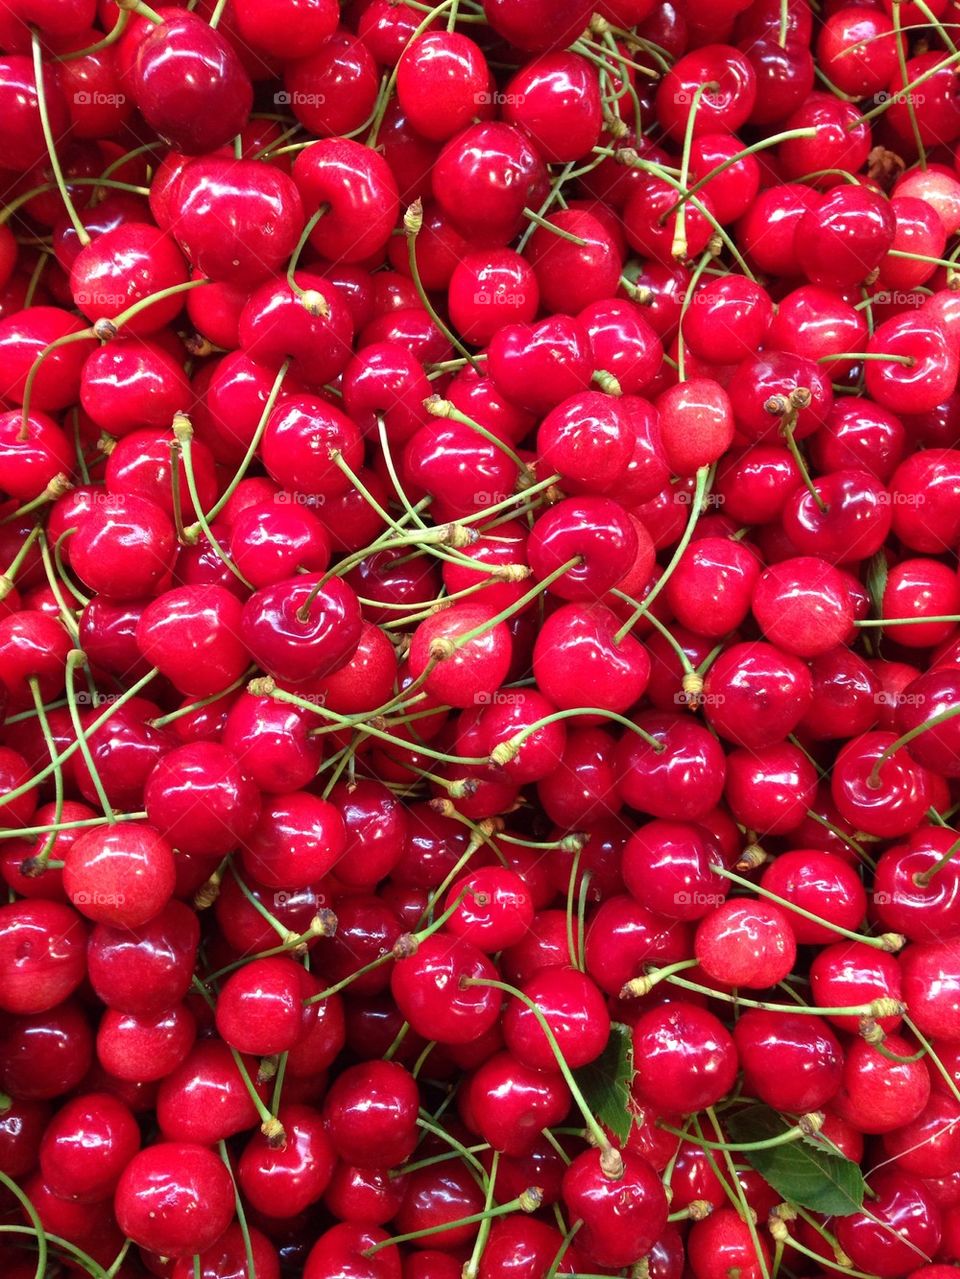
[285,204,329,307]
[818,351,915,365]
[424,396,531,474]
[185,361,290,538]
[892,0,927,168]
[491,706,664,767]
[0,666,157,814]
[65,650,116,823]
[615,465,712,644]
[781,417,828,515]
[115,0,164,23]
[0,1170,48,1279]
[228,862,301,946]
[914,832,960,885]
[0,524,41,599]
[20,330,96,433]
[868,699,960,786]
[365,0,459,147]
[393,1141,491,1180]
[520,206,587,244]
[903,1015,960,1107]
[302,892,471,1006]
[703,1108,771,1279]
[190,977,285,1143]
[566,845,585,971]
[365,1190,543,1255]
[413,1115,490,1183]
[0,177,150,226]
[662,127,816,220]
[857,615,960,626]
[173,413,253,587]
[207,0,230,27]
[658,1114,824,1152]
[257,678,489,766]
[25,678,65,872]
[149,670,253,727]
[464,1149,499,1279]
[676,250,715,382]
[111,276,208,332]
[216,1139,257,1279]
[30,29,90,248]
[54,9,130,60]
[461,975,623,1177]
[643,970,905,1020]
[447,555,582,649]
[673,83,718,261]
[711,865,904,951]
[405,200,481,372]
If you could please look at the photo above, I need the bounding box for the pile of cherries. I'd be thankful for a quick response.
[3,0,960,1276]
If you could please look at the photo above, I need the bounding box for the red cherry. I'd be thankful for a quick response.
[137,585,247,698]
[240,574,362,683]
[632,1002,738,1114]
[87,899,199,1018]
[323,1060,419,1169]
[432,123,548,246]
[238,1102,335,1218]
[0,900,87,1014]
[810,940,903,1033]
[836,1171,941,1277]
[96,1003,196,1083]
[504,53,602,163]
[132,11,252,155]
[240,790,346,889]
[408,602,512,710]
[63,822,175,928]
[293,138,400,265]
[831,731,932,839]
[391,934,502,1045]
[562,1147,669,1269]
[734,1010,843,1112]
[657,45,757,139]
[114,1141,234,1257]
[284,30,379,139]
[172,157,303,286]
[695,899,797,988]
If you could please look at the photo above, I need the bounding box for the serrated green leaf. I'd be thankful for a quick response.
[725,1105,865,1217]
[573,1021,633,1143]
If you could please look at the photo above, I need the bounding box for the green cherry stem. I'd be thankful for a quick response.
[172,413,253,587]
[184,361,290,538]
[217,1140,257,1279]
[0,1171,48,1279]
[672,83,717,261]
[867,700,960,786]
[405,201,481,371]
[657,1114,825,1152]
[25,678,66,872]
[364,1190,543,1255]
[464,1150,499,1279]
[710,864,905,951]
[30,29,89,247]
[65,650,116,823]
[615,465,712,643]
[0,664,157,813]
[461,975,624,1178]
[490,706,664,767]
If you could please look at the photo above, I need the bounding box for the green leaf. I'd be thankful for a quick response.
[573,1021,634,1143]
[866,551,888,619]
[725,1105,865,1217]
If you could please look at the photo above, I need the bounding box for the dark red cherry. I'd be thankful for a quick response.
[323,1060,419,1169]
[734,1010,843,1113]
[132,11,252,154]
[0,900,87,1015]
[240,574,362,683]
